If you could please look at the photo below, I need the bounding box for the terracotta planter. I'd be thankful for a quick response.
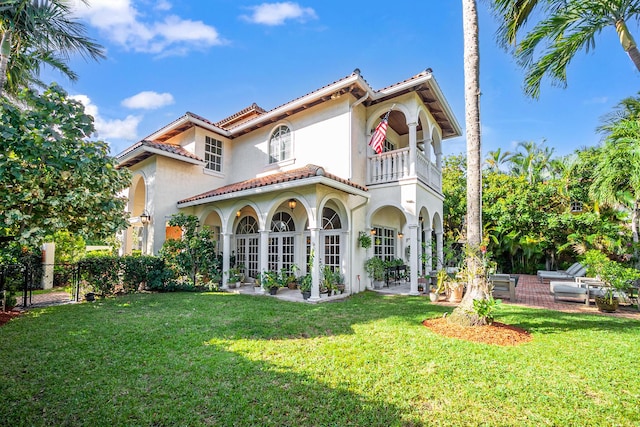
[448,286,464,303]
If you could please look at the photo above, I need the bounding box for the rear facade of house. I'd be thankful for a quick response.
[116,68,461,301]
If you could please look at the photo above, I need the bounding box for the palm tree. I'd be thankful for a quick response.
[507,140,554,183]
[590,118,640,260]
[450,0,490,325]
[485,148,512,173]
[491,0,640,98]
[0,0,104,97]
[598,91,640,134]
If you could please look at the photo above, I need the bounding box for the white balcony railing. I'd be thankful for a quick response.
[367,148,441,191]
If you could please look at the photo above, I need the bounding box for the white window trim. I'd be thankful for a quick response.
[268,124,294,165]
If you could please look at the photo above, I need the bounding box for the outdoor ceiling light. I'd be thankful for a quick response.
[288,199,297,210]
[370,228,376,235]
[236,210,242,217]
[398,232,404,239]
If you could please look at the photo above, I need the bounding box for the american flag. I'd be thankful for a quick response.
[368,111,390,155]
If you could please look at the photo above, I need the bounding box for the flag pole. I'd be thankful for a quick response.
[368,104,396,155]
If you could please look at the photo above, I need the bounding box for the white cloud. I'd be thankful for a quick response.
[122,91,174,110]
[71,94,142,141]
[155,0,172,11]
[71,0,223,55]
[584,96,608,105]
[242,2,317,26]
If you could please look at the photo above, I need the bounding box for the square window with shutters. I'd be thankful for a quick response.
[205,136,223,172]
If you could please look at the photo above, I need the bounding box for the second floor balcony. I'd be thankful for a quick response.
[366,147,442,192]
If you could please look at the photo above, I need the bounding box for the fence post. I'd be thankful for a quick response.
[75,264,81,302]
[22,262,29,308]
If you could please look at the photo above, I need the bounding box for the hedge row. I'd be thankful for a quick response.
[77,255,200,296]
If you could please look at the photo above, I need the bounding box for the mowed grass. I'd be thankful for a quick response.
[1,291,639,426]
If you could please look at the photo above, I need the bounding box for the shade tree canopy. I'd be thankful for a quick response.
[0,84,130,248]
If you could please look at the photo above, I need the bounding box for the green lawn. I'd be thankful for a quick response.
[1,291,638,426]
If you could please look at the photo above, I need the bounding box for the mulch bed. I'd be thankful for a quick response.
[0,310,21,327]
[423,317,532,346]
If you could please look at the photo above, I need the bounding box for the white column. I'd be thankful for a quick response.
[222,233,231,289]
[259,230,269,275]
[409,224,419,295]
[408,122,417,177]
[41,242,55,290]
[309,227,321,301]
[435,150,443,171]
[436,231,443,270]
[424,226,433,274]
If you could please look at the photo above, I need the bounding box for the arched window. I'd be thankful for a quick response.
[322,207,342,230]
[269,125,291,163]
[236,216,258,234]
[271,212,295,232]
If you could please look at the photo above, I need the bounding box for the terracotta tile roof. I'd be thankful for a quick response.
[179,164,367,204]
[378,68,432,92]
[185,111,217,127]
[223,70,362,130]
[117,140,203,167]
[215,103,267,128]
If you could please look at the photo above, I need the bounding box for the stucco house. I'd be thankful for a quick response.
[116,68,461,301]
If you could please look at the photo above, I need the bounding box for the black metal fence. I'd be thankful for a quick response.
[0,262,80,308]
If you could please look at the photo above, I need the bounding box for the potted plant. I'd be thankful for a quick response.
[364,257,385,289]
[322,265,343,296]
[429,269,448,302]
[358,231,372,249]
[226,266,241,289]
[597,260,640,312]
[260,270,280,295]
[283,266,298,289]
[584,250,640,312]
[298,273,312,300]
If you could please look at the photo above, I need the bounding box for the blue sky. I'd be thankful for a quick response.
[47,1,640,160]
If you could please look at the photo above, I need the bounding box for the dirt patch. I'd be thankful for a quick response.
[423,317,532,346]
[0,310,21,327]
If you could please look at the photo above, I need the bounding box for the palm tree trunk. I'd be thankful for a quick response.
[450,0,490,325]
[0,30,12,97]
[616,19,640,72]
[463,0,482,249]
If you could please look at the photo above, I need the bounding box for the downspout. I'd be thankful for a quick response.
[349,91,371,293]
[349,92,370,180]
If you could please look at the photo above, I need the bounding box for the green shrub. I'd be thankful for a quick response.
[121,256,168,293]
[78,256,120,297]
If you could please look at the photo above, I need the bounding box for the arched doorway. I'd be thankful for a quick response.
[268,211,296,272]
[235,215,259,279]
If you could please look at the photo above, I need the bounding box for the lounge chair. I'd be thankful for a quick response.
[537,262,581,278]
[489,274,516,301]
[538,263,586,282]
[551,277,604,305]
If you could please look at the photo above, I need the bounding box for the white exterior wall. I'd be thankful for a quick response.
[120,83,454,294]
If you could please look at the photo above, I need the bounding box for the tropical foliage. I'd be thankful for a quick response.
[0,0,104,96]
[491,0,640,98]
[159,213,221,288]
[0,84,131,249]
[443,135,635,273]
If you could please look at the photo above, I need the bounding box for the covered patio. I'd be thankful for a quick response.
[228,274,640,319]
